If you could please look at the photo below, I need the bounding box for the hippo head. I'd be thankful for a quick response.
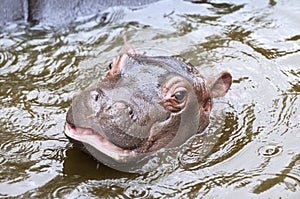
[65,44,232,172]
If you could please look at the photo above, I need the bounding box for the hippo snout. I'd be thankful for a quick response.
[99,101,148,150]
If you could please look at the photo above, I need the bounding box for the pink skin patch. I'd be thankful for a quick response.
[64,123,136,161]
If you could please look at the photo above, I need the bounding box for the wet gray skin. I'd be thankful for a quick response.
[65,47,232,172]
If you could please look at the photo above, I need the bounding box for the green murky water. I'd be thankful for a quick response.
[0,0,299,198]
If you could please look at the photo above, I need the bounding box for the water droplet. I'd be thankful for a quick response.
[258,145,282,157]
[125,185,151,198]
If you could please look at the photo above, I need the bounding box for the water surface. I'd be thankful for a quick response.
[0,0,299,198]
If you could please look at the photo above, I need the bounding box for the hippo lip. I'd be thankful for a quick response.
[64,123,137,161]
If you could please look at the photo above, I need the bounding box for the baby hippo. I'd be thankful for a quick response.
[65,44,232,172]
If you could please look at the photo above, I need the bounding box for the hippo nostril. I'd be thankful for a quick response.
[90,91,101,102]
[90,89,105,102]
[94,94,99,101]
[108,62,113,70]
[112,102,136,120]
[128,108,133,116]
[128,107,137,121]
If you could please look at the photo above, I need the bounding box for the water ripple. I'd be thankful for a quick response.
[125,185,151,198]
[52,185,81,198]
[258,144,283,157]
[0,51,18,75]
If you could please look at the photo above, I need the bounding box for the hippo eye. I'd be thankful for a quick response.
[174,91,186,101]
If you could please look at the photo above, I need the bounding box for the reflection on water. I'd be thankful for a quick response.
[0,0,299,198]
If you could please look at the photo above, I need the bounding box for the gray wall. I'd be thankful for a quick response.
[0,0,25,24]
[0,0,160,26]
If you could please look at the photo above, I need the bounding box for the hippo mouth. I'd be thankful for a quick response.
[64,123,137,161]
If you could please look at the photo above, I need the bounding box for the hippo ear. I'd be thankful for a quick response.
[123,35,135,55]
[207,71,232,98]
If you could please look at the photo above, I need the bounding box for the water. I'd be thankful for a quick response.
[0,0,299,198]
